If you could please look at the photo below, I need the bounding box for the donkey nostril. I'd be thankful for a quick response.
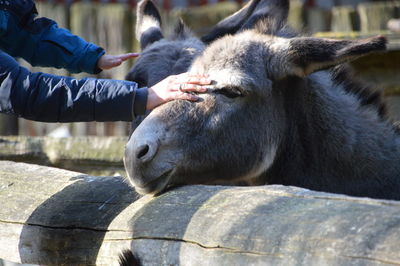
[136,144,150,159]
[133,141,159,163]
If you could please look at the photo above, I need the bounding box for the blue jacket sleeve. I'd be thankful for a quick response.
[0,51,147,122]
[0,0,105,74]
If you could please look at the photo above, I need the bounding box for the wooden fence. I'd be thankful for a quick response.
[1,0,400,136]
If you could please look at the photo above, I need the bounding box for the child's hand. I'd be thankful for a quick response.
[97,53,139,70]
[146,72,212,110]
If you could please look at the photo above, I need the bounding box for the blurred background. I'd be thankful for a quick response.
[1,0,400,137]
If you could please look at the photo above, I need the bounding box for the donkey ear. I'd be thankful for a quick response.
[171,18,193,40]
[201,0,289,44]
[136,0,164,50]
[201,0,262,44]
[240,0,289,33]
[283,36,387,78]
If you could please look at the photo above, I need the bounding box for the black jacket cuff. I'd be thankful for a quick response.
[133,87,148,116]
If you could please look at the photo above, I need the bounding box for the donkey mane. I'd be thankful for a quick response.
[331,65,388,118]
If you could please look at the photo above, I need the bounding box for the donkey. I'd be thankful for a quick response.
[124,0,400,200]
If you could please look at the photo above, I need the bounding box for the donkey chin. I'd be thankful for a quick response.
[132,169,174,195]
[123,146,176,195]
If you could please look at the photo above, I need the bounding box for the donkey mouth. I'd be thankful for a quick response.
[133,169,173,195]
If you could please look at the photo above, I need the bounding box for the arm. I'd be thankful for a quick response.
[0,51,211,123]
[0,51,137,122]
[0,1,104,74]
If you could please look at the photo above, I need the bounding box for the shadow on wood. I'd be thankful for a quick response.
[18,176,139,265]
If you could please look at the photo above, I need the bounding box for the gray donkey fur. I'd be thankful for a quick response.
[124,0,400,200]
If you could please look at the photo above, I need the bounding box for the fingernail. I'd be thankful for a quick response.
[195,96,204,102]
[192,95,200,101]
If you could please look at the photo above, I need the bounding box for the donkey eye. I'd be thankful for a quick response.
[214,87,244,98]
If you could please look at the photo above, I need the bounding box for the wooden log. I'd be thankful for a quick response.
[0,136,127,176]
[0,161,138,265]
[1,161,400,265]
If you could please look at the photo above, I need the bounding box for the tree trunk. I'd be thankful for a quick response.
[0,161,400,265]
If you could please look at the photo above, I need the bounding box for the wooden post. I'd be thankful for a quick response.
[358,2,397,33]
[331,5,359,32]
[288,0,304,32]
[70,2,134,81]
[304,7,331,33]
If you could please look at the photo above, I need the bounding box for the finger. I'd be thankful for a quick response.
[118,53,140,61]
[175,92,200,102]
[177,83,207,93]
[110,59,123,67]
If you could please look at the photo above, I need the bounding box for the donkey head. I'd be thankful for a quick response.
[125,0,205,87]
[124,0,387,195]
